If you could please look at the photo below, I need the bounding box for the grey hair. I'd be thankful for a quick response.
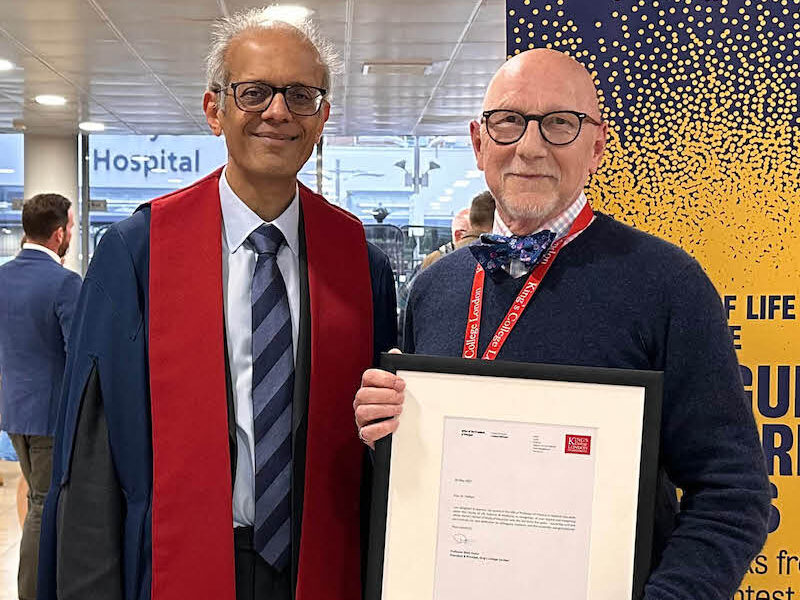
[205,5,341,108]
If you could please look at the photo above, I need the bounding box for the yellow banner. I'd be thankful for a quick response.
[507,0,800,596]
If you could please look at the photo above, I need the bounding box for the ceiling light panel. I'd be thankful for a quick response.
[34,94,67,106]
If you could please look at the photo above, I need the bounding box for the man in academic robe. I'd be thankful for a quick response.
[354,49,769,600]
[38,8,396,600]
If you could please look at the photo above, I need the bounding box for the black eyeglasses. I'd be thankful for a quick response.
[482,109,601,146]
[213,81,327,116]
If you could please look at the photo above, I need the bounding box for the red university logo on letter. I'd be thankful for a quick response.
[565,434,592,455]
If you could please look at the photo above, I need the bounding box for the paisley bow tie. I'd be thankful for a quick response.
[469,230,557,277]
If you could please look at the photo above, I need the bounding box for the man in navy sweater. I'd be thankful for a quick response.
[354,48,769,599]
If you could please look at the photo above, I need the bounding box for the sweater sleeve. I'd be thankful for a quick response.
[643,259,770,600]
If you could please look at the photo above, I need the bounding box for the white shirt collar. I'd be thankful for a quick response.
[22,242,61,264]
[219,166,300,256]
[493,191,588,240]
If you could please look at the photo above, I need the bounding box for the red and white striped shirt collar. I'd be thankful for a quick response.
[492,191,589,241]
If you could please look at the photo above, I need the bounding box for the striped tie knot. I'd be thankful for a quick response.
[248,223,285,256]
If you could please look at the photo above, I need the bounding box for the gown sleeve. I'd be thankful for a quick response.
[39,220,149,600]
[367,242,399,363]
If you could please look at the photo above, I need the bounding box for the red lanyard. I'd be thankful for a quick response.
[462,203,594,360]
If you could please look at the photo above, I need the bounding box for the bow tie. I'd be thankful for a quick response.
[469,230,557,277]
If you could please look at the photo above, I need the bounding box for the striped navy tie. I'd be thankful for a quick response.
[247,223,293,571]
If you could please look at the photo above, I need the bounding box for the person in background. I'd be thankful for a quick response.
[38,6,396,600]
[354,48,769,600]
[0,194,80,600]
[421,191,496,270]
[0,427,12,485]
[0,239,29,487]
[14,235,31,526]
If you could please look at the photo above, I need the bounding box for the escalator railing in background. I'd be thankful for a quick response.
[364,224,406,283]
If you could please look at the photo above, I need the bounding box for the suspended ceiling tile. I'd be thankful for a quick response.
[0,0,505,136]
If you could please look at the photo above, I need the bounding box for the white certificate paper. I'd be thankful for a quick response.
[434,418,597,600]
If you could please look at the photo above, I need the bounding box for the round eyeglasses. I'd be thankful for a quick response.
[482,109,601,146]
[214,81,327,116]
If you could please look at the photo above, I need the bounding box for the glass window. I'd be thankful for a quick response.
[302,135,490,341]
[86,134,227,257]
[83,134,490,330]
[305,135,488,276]
[0,134,24,265]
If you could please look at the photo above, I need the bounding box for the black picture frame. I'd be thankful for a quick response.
[366,353,663,600]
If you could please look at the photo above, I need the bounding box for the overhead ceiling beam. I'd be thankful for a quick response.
[85,0,206,132]
[411,0,485,135]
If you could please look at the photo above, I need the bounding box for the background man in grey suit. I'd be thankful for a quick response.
[0,193,81,600]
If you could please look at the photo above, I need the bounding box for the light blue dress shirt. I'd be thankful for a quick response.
[218,168,300,527]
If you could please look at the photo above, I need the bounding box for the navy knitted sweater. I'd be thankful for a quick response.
[405,212,769,600]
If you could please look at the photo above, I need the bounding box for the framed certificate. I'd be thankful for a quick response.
[366,353,663,600]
